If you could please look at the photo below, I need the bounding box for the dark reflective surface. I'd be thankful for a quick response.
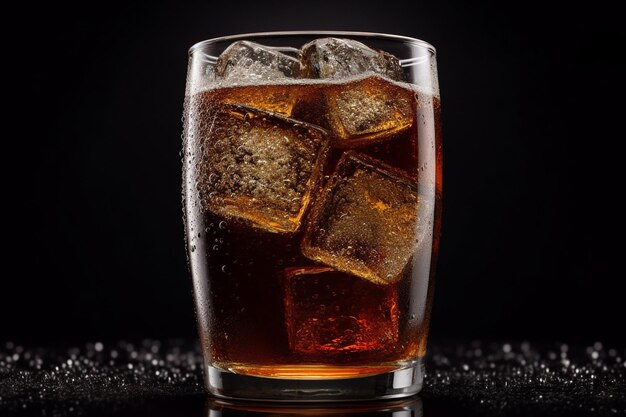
[1,341,624,416]
[3,392,626,417]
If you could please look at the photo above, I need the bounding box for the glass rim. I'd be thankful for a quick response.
[188,30,436,57]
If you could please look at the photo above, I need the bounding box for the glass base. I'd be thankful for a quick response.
[205,359,424,402]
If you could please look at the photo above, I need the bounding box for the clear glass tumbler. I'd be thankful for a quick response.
[182,31,442,401]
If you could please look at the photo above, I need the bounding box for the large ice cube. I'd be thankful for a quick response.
[301,152,424,284]
[324,75,415,147]
[215,41,301,82]
[210,83,304,117]
[282,266,399,355]
[196,102,328,233]
[300,38,405,81]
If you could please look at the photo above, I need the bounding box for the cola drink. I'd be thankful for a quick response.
[183,37,441,381]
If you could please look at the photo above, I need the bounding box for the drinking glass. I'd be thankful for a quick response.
[183,31,441,401]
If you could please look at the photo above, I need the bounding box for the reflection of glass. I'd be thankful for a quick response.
[206,397,423,416]
[183,31,442,401]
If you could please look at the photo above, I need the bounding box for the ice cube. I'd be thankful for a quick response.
[300,38,405,81]
[301,152,424,284]
[215,41,302,82]
[282,266,399,355]
[195,102,329,233]
[209,77,327,119]
[324,75,415,147]
[210,83,303,117]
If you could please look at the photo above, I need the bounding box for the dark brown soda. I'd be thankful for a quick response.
[184,79,442,378]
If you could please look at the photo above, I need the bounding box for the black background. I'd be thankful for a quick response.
[4,1,624,346]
